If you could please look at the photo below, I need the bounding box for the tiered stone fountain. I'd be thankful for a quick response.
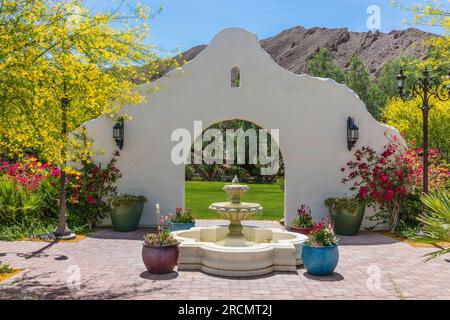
[173,176,307,277]
[208,176,263,245]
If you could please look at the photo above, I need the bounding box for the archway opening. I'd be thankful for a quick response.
[184,119,284,221]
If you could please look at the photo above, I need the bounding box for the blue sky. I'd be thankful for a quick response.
[87,0,442,54]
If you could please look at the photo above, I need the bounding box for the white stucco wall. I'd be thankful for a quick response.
[83,28,403,227]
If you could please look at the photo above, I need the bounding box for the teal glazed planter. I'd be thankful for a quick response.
[167,222,195,232]
[328,202,366,236]
[301,244,339,276]
[109,201,145,232]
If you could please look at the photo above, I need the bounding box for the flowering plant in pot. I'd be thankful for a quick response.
[324,196,366,236]
[289,205,313,235]
[108,194,148,232]
[142,229,179,274]
[162,208,195,232]
[301,220,339,276]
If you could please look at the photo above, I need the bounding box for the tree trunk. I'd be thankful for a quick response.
[389,201,401,233]
[54,95,74,239]
[55,170,71,236]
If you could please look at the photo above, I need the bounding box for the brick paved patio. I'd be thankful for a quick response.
[1,220,449,300]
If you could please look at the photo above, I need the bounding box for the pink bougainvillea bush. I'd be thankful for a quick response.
[341,138,450,233]
[341,140,412,232]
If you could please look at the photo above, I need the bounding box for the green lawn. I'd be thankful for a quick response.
[185,181,284,220]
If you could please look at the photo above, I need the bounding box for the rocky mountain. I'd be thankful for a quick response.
[179,26,435,78]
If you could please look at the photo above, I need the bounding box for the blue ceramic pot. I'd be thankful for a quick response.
[167,222,195,232]
[301,244,339,276]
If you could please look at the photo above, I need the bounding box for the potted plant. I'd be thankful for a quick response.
[108,194,147,232]
[289,205,314,235]
[164,208,195,232]
[325,196,366,236]
[142,229,179,274]
[301,220,339,276]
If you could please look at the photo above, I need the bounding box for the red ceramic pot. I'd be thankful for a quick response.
[289,226,312,236]
[142,243,179,274]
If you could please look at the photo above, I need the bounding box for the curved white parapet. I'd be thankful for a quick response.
[172,226,307,277]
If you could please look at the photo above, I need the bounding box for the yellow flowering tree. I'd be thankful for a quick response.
[0,0,177,237]
[383,97,450,160]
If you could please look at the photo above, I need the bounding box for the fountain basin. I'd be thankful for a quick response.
[173,226,307,277]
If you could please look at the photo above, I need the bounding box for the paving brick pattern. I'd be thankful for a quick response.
[1,220,449,300]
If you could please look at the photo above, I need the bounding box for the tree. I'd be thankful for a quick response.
[378,57,420,99]
[393,0,449,78]
[0,0,176,238]
[383,97,450,161]
[366,84,386,119]
[307,48,346,84]
[389,0,450,158]
[366,57,420,120]
[345,54,372,113]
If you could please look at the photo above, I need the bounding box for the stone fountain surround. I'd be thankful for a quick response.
[173,225,307,277]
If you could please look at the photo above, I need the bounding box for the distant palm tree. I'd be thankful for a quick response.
[417,191,450,261]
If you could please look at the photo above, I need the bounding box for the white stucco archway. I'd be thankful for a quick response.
[84,28,402,227]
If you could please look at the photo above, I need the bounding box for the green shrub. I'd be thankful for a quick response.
[395,220,421,238]
[0,177,42,226]
[400,193,422,222]
[0,263,14,274]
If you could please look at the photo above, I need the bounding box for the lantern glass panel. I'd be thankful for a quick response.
[113,124,123,139]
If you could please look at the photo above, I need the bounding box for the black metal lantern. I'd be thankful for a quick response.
[347,116,359,151]
[396,67,406,93]
[113,118,124,150]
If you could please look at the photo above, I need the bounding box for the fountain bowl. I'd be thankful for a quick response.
[173,225,307,277]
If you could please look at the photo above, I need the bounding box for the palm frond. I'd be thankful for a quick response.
[417,191,450,261]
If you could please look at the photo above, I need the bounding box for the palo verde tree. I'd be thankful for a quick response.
[0,0,176,238]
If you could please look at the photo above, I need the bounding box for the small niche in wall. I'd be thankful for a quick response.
[231,66,240,88]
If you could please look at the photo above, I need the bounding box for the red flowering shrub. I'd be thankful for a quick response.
[66,157,121,229]
[0,153,121,234]
[341,140,412,232]
[0,155,57,189]
[403,148,450,192]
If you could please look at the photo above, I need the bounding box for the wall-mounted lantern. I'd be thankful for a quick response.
[113,117,124,150]
[347,116,359,151]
